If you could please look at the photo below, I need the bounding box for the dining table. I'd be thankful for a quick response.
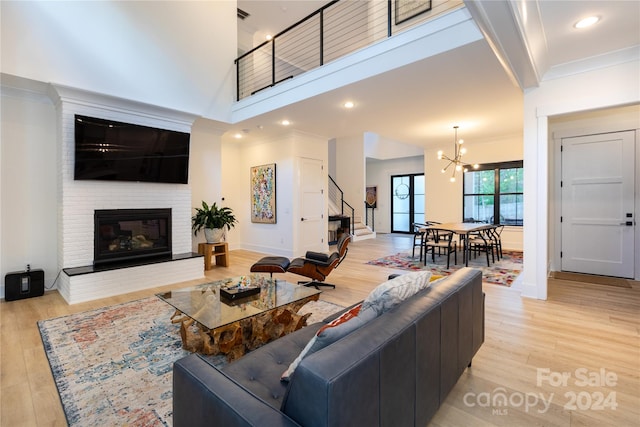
[422,222,494,267]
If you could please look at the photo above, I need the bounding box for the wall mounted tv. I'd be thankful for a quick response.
[74,115,190,184]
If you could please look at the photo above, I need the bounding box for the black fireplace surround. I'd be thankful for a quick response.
[94,208,172,266]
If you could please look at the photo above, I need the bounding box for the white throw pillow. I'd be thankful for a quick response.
[361,270,433,315]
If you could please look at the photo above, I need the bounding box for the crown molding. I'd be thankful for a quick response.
[48,83,198,127]
[543,45,640,82]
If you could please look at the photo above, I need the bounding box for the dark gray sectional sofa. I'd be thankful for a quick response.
[173,267,484,427]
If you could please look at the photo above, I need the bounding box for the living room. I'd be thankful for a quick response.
[2,1,639,303]
[1,0,639,425]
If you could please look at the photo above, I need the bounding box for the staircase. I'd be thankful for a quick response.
[328,176,376,242]
[352,216,376,242]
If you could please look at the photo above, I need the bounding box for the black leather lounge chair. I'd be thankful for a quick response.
[286,233,351,289]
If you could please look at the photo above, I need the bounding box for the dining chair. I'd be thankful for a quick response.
[411,222,428,259]
[424,228,457,269]
[489,224,504,260]
[459,219,486,257]
[467,228,495,266]
[425,220,452,242]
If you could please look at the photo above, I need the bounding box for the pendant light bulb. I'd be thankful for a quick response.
[436,125,476,183]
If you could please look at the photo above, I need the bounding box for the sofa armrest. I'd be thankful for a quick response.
[173,354,301,427]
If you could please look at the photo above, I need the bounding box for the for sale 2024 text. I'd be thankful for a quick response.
[537,368,618,411]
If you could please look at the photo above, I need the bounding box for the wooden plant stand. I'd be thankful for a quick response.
[198,242,229,270]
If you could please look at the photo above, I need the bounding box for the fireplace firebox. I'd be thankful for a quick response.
[94,208,172,266]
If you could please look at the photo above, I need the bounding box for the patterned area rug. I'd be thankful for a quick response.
[38,296,343,426]
[367,250,523,287]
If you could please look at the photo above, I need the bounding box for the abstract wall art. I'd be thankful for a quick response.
[250,163,277,223]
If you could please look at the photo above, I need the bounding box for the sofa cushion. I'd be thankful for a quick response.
[281,303,377,381]
[220,322,323,409]
[361,270,433,315]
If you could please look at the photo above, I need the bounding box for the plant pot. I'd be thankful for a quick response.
[204,228,225,243]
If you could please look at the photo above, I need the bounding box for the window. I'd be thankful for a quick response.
[463,161,523,226]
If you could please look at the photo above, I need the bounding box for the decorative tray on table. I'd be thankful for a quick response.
[220,277,261,301]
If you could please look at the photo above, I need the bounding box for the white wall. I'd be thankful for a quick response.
[235,135,295,256]
[522,59,640,300]
[189,118,227,252]
[0,1,236,121]
[425,133,523,221]
[366,155,425,233]
[335,134,366,219]
[1,85,58,295]
[364,131,424,160]
[230,130,328,258]
[328,138,337,178]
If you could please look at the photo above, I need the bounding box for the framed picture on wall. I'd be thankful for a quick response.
[366,186,378,208]
[250,163,277,223]
[395,0,432,25]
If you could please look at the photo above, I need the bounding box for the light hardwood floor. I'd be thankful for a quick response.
[1,234,638,426]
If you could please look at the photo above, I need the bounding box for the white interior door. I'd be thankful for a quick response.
[561,131,635,278]
[300,158,325,254]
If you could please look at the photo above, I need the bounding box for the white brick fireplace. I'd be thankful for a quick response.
[50,85,203,304]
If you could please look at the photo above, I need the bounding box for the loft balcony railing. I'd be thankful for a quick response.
[235,0,457,101]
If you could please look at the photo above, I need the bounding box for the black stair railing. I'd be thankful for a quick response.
[235,0,444,101]
[365,201,376,232]
[329,175,355,235]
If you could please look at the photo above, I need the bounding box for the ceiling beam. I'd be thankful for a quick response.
[464,0,547,89]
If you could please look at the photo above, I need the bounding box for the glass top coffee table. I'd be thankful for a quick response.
[157,274,321,359]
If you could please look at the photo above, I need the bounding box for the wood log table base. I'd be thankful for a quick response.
[171,294,319,361]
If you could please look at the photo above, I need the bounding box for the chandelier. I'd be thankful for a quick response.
[437,126,479,182]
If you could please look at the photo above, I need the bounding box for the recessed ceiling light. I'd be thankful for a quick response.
[574,16,600,29]
[281,120,290,126]
[234,133,242,139]
[344,101,354,109]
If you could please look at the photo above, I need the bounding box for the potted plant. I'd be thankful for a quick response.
[192,201,238,243]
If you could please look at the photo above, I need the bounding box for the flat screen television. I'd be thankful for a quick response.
[74,114,190,184]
